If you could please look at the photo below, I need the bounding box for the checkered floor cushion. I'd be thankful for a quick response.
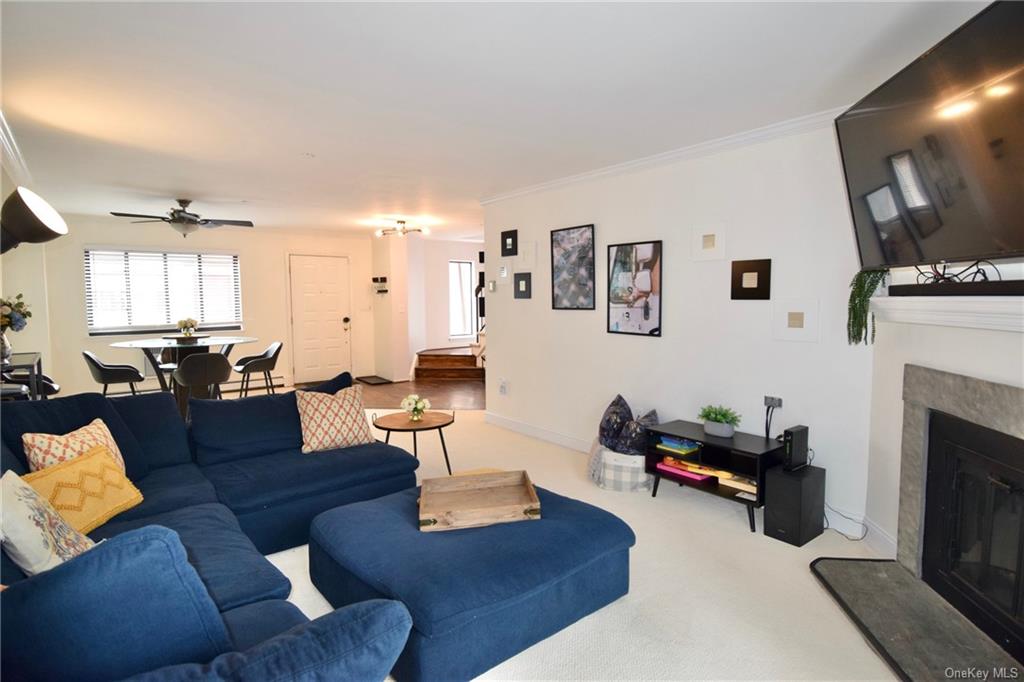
[588,439,652,492]
[295,385,375,453]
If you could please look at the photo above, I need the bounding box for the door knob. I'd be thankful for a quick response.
[342,316,351,323]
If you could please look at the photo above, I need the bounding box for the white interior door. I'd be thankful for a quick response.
[289,255,352,384]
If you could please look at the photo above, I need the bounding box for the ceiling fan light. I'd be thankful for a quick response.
[171,222,200,238]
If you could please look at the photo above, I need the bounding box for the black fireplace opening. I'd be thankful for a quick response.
[923,410,1024,662]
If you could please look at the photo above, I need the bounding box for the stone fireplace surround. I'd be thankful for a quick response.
[897,363,1024,576]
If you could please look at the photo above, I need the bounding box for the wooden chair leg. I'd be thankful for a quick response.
[102,384,108,396]
[129,383,137,395]
[264,371,273,395]
[241,373,249,398]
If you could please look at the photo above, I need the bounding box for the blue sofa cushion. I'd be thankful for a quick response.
[1,527,231,682]
[91,503,290,612]
[1,442,26,476]
[309,487,636,637]
[126,600,412,682]
[220,599,308,652]
[306,371,354,394]
[201,442,419,515]
[189,392,302,467]
[111,392,193,470]
[114,463,219,523]
[0,392,150,480]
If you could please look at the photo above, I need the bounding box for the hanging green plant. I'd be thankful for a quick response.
[847,269,889,345]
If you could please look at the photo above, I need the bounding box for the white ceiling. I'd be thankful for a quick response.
[1,1,985,240]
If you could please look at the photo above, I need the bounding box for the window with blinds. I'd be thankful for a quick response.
[84,249,242,334]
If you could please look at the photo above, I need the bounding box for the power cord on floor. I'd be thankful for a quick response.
[824,502,869,541]
[807,449,869,542]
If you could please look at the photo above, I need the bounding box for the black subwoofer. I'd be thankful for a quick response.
[764,465,825,547]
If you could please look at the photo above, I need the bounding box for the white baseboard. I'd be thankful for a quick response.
[484,412,591,453]
[862,516,898,558]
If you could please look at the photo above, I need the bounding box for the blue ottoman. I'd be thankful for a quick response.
[309,486,636,681]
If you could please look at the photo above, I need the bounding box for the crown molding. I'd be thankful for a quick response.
[871,296,1024,334]
[0,110,31,187]
[480,105,849,206]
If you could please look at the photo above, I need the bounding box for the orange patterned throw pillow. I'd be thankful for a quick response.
[296,385,375,453]
[22,418,126,473]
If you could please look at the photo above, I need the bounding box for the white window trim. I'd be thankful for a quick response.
[83,247,243,336]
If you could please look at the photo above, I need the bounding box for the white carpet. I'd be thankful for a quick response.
[267,410,893,681]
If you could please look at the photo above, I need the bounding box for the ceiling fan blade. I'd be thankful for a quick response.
[199,219,255,227]
[130,219,168,224]
[111,212,167,220]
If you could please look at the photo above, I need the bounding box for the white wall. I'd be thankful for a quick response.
[8,213,377,395]
[864,321,1024,555]
[483,125,875,522]
[421,239,481,349]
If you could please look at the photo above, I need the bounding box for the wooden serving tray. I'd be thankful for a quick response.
[419,470,541,532]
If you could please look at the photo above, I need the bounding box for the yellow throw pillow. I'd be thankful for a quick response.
[22,445,143,534]
[22,418,126,473]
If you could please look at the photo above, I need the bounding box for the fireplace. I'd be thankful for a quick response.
[922,410,1024,660]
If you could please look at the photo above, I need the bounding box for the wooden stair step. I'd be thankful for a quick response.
[415,366,485,380]
[417,354,478,368]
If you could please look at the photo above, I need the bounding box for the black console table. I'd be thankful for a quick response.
[646,420,784,532]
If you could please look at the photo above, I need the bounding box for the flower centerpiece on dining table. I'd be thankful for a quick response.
[177,318,199,337]
[400,394,431,422]
[0,293,32,362]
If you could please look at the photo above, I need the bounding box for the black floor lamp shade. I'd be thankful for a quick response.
[1,187,68,253]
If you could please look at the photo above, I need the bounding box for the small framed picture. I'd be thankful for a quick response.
[607,241,662,336]
[501,230,518,257]
[730,259,772,300]
[514,272,532,299]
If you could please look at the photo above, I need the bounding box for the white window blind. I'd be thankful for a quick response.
[84,249,242,334]
[448,260,474,338]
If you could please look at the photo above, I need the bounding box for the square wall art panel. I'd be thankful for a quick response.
[550,224,595,310]
[730,259,772,300]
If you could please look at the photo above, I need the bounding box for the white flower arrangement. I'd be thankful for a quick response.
[400,394,431,420]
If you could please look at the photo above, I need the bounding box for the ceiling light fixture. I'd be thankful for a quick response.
[374,220,430,238]
[986,84,1014,98]
[937,100,978,119]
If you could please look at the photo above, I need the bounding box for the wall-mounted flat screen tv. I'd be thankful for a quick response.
[836,1,1024,270]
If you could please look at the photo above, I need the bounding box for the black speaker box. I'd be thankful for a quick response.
[764,465,825,547]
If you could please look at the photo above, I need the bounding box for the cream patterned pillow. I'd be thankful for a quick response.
[22,418,126,473]
[0,470,96,576]
[295,385,375,453]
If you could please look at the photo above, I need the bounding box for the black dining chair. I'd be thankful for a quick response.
[172,353,232,405]
[82,351,145,395]
[2,370,60,398]
[232,341,282,397]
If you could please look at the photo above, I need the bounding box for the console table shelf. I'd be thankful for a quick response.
[646,420,784,532]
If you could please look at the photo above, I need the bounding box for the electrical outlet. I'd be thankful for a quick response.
[764,395,783,408]
[499,379,509,395]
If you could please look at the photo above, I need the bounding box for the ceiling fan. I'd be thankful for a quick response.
[111,199,254,237]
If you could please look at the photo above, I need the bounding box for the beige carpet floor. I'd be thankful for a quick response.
[266,410,893,681]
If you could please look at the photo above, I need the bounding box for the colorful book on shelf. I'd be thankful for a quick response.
[655,443,699,457]
[660,458,720,478]
[655,461,711,482]
[717,475,757,494]
[659,437,700,450]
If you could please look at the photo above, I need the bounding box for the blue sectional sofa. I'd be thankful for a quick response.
[0,375,420,680]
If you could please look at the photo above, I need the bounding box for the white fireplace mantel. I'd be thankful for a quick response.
[871,296,1024,334]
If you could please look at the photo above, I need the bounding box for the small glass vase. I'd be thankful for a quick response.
[409,410,424,422]
[1,330,11,362]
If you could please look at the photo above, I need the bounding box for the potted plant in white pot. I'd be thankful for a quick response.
[698,404,741,438]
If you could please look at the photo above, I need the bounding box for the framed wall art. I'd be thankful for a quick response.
[550,224,595,310]
[608,241,662,336]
